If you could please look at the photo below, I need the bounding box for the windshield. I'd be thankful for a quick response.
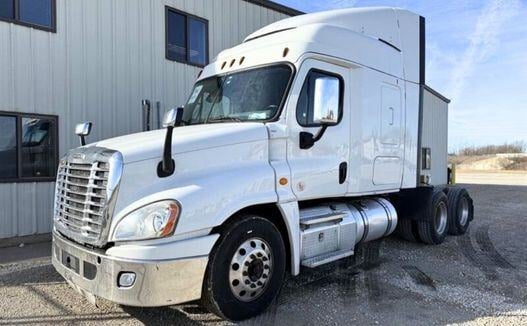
[182,64,292,124]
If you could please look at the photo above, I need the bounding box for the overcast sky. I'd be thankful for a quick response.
[275,0,527,151]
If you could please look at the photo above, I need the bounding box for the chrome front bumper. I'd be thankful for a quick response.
[52,231,208,307]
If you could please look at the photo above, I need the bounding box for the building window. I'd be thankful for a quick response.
[0,0,56,32]
[165,6,208,67]
[0,112,58,182]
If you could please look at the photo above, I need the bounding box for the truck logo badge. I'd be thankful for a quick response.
[72,153,86,160]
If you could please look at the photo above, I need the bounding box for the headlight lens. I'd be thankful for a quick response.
[112,200,180,241]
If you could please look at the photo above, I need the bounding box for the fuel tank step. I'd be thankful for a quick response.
[301,249,354,268]
[299,212,346,229]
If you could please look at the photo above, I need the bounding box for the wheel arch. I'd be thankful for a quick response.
[211,203,295,275]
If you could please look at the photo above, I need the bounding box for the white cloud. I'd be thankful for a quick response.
[278,0,527,149]
[447,0,521,108]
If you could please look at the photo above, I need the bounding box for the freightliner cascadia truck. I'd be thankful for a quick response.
[52,7,474,321]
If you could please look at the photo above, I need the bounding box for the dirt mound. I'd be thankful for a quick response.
[450,154,527,171]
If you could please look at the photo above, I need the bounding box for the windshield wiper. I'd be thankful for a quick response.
[208,117,243,123]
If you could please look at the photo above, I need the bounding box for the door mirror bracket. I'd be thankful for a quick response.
[299,125,328,149]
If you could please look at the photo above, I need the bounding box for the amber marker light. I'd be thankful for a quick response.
[158,202,180,237]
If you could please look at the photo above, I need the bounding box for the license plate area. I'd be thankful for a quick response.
[61,250,80,274]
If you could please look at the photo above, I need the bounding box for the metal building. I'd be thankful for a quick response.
[0,0,301,240]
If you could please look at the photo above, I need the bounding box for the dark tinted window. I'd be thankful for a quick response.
[0,0,55,31]
[165,7,208,67]
[166,10,186,62]
[0,0,14,19]
[0,112,58,182]
[0,116,17,178]
[188,18,207,66]
[19,0,52,27]
[21,117,57,178]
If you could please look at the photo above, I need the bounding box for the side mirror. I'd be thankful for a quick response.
[162,107,184,128]
[158,107,184,177]
[312,77,339,125]
[300,76,340,149]
[75,122,92,146]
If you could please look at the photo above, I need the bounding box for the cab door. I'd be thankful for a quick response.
[285,59,350,200]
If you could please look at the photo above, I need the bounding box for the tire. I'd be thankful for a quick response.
[201,215,286,321]
[396,218,419,242]
[417,190,449,245]
[447,187,473,235]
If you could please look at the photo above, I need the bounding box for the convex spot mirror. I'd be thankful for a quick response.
[75,122,92,136]
[75,122,92,146]
[163,107,184,128]
[312,76,339,125]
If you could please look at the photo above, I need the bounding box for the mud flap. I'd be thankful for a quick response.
[389,186,434,221]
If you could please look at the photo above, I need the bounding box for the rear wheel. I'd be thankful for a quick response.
[447,187,473,235]
[396,218,419,242]
[417,191,449,245]
[201,215,286,321]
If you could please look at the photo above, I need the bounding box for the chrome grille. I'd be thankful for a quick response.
[54,147,122,247]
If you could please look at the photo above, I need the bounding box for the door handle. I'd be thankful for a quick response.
[389,107,394,125]
[339,162,348,184]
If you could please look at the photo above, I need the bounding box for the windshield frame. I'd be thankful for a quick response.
[186,61,296,124]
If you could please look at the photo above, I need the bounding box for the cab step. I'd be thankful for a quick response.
[301,249,354,268]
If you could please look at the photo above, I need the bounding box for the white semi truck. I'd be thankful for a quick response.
[52,8,474,321]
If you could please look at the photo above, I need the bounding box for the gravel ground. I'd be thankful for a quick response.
[1,183,526,325]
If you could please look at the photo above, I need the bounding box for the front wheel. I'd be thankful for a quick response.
[201,215,286,321]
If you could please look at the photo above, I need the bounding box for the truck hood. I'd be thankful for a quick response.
[90,122,269,163]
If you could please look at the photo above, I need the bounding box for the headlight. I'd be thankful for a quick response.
[112,200,180,241]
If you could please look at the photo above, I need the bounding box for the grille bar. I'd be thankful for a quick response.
[54,148,122,247]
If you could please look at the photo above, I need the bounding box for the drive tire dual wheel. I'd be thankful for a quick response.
[396,218,419,242]
[446,187,473,235]
[417,190,449,245]
[201,215,286,321]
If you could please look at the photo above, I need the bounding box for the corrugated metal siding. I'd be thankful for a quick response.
[421,87,449,185]
[0,0,292,239]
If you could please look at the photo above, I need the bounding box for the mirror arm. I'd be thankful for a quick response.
[312,125,328,142]
[299,125,328,150]
[157,107,183,178]
[157,126,175,177]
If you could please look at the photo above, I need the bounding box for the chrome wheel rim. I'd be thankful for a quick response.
[435,202,448,234]
[229,238,273,302]
[459,197,469,226]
